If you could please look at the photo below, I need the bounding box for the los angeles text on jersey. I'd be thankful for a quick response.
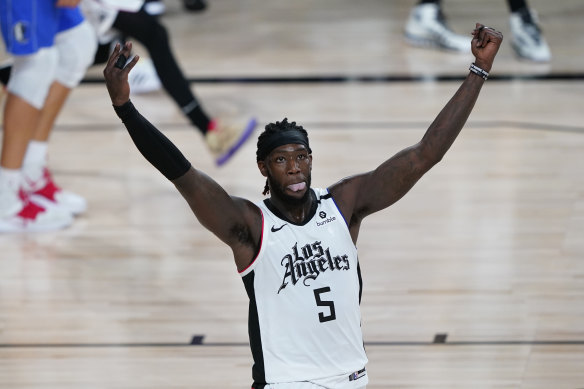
[277,241,350,294]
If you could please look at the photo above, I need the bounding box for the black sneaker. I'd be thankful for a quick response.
[183,0,207,12]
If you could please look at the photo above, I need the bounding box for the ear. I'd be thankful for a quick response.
[257,160,268,177]
[309,154,313,171]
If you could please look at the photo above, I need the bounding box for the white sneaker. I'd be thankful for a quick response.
[404,3,470,53]
[23,167,87,216]
[205,118,257,166]
[144,0,166,16]
[510,7,551,62]
[128,58,162,95]
[0,189,73,233]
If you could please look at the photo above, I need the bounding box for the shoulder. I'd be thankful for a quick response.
[233,196,263,220]
[328,173,368,206]
[312,187,329,197]
[327,173,372,229]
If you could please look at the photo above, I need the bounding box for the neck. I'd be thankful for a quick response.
[268,189,314,224]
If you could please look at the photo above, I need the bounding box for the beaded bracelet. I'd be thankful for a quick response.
[469,63,489,80]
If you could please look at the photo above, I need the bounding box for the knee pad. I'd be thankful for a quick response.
[54,21,97,88]
[7,48,58,109]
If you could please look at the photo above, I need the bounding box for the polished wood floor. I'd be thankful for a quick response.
[1,0,583,388]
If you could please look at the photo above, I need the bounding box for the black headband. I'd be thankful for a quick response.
[256,131,311,161]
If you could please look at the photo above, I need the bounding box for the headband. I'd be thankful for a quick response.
[256,131,311,161]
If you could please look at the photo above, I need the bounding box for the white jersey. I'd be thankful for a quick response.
[240,188,368,386]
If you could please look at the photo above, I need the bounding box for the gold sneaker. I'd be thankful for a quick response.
[205,118,257,166]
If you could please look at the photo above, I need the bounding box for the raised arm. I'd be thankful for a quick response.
[330,24,503,242]
[103,43,262,271]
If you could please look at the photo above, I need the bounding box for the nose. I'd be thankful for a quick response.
[287,158,300,174]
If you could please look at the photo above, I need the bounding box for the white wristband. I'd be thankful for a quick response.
[469,63,489,80]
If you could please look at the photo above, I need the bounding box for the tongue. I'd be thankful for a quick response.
[288,182,306,192]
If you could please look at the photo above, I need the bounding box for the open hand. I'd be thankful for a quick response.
[103,42,140,106]
[471,23,503,72]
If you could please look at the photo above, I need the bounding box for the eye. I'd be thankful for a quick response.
[275,156,286,163]
[298,153,307,160]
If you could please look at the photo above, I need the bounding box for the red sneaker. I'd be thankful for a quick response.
[24,167,87,216]
[0,189,73,233]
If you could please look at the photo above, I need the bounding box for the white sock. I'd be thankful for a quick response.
[24,140,49,166]
[0,167,22,193]
[0,168,23,215]
[23,141,48,183]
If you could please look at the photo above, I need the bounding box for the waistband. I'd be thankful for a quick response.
[349,367,366,381]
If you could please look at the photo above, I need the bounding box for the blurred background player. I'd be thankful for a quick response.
[142,0,207,16]
[80,0,257,166]
[404,0,551,62]
[0,1,97,232]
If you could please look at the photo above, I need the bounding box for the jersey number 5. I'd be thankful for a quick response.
[313,287,336,323]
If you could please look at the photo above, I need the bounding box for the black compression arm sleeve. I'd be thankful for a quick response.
[114,100,191,180]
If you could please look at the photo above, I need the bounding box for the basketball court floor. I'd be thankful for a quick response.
[1,0,583,387]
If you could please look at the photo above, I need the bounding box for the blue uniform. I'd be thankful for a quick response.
[0,1,84,55]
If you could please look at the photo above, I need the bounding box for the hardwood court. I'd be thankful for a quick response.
[1,0,583,388]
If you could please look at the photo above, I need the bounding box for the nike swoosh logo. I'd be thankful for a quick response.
[271,224,287,232]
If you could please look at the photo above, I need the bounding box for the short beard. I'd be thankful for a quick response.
[268,175,312,206]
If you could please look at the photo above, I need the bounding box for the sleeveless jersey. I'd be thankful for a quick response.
[240,188,368,384]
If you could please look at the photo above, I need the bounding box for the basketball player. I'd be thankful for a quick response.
[103,23,503,389]
[80,0,257,166]
[405,0,550,62]
[0,1,96,232]
[1,0,257,168]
